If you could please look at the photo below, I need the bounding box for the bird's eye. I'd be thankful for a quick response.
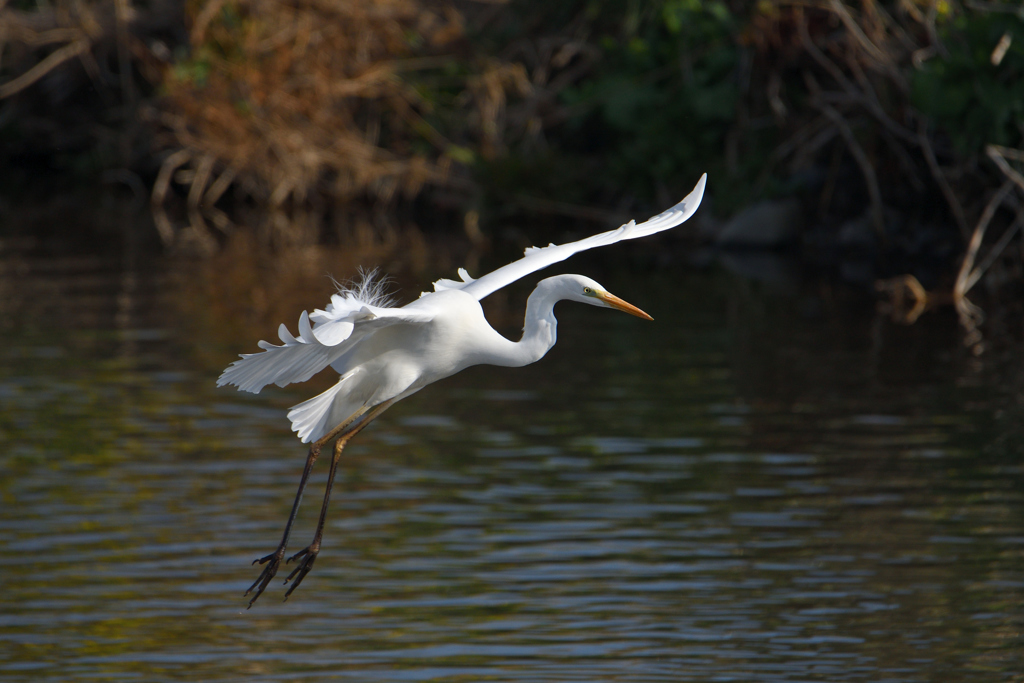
[583,287,592,294]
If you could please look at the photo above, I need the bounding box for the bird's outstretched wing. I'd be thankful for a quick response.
[217,295,433,393]
[432,174,706,301]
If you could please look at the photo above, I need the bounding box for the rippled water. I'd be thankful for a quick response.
[1,236,1022,681]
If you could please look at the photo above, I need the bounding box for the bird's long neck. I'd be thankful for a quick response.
[493,280,562,368]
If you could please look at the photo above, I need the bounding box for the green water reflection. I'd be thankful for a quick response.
[0,242,1021,681]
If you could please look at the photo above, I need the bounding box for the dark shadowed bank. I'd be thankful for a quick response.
[1,0,1022,346]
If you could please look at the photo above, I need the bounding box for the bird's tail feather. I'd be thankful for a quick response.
[287,371,362,443]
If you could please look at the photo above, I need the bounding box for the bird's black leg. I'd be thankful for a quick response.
[244,441,320,608]
[283,400,395,600]
[245,406,370,608]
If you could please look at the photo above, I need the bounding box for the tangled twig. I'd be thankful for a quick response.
[954,146,1024,328]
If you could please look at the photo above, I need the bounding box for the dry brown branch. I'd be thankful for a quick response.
[151,149,192,245]
[152,149,192,207]
[203,165,238,208]
[966,207,1024,292]
[204,205,234,233]
[899,0,926,24]
[952,145,1024,342]
[826,0,902,83]
[187,153,216,211]
[954,146,1024,318]
[5,26,84,47]
[0,37,90,98]
[987,145,1024,193]
[956,177,1016,306]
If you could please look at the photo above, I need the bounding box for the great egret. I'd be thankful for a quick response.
[219,174,706,606]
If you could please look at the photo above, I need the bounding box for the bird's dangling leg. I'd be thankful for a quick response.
[245,405,370,608]
[283,399,395,600]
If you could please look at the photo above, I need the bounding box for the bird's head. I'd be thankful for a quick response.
[550,274,653,320]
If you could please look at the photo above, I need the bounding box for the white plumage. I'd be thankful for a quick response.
[219,173,705,442]
[221,174,706,606]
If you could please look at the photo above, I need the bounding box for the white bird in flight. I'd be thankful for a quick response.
[219,174,706,606]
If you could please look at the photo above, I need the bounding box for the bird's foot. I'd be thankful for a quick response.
[244,548,284,608]
[283,543,320,600]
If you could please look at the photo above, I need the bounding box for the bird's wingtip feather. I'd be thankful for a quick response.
[689,174,707,206]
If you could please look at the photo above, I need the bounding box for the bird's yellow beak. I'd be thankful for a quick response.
[596,290,654,320]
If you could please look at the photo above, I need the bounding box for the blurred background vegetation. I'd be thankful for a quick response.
[1,0,1022,340]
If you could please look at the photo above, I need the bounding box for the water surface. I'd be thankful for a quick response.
[1,236,1022,681]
